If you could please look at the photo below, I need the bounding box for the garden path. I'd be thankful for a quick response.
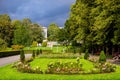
[0,54,31,67]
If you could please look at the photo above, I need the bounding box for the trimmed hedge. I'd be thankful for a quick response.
[0,50,20,58]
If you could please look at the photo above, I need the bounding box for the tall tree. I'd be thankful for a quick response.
[12,19,32,46]
[65,0,120,54]
[0,14,14,47]
[30,23,44,43]
[47,23,60,41]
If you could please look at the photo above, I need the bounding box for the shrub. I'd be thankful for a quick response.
[40,49,42,54]
[32,41,38,47]
[42,42,47,47]
[84,49,89,59]
[36,49,39,56]
[0,50,20,58]
[20,50,25,63]
[32,50,36,58]
[99,51,106,63]
[94,62,116,73]
[11,45,24,50]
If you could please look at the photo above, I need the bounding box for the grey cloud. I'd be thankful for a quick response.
[0,0,75,27]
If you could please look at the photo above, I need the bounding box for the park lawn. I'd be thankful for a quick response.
[30,58,94,72]
[0,58,120,80]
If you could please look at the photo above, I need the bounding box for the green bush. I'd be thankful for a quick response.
[32,41,38,47]
[40,49,42,54]
[42,42,47,47]
[32,50,36,58]
[84,50,89,59]
[0,50,20,58]
[36,49,39,56]
[20,50,25,63]
[99,51,106,63]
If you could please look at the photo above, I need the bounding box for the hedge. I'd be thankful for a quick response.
[0,50,20,58]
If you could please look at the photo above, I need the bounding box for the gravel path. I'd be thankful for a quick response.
[0,54,31,67]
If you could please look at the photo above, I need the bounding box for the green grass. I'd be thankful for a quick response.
[30,58,94,72]
[0,58,120,80]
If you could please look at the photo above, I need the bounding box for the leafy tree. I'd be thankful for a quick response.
[30,23,44,43]
[65,0,120,54]
[0,14,14,47]
[0,38,7,50]
[57,28,69,42]
[47,23,60,41]
[12,19,32,46]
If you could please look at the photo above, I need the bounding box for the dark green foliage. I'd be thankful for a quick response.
[40,49,42,54]
[0,14,13,47]
[0,38,7,50]
[0,50,20,58]
[42,42,47,47]
[32,50,35,58]
[47,23,60,41]
[99,51,106,63]
[84,50,89,59]
[20,50,25,63]
[30,24,44,43]
[73,48,76,54]
[36,49,39,56]
[65,0,120,54]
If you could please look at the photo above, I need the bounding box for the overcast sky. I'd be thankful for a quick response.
[0,0,75,27]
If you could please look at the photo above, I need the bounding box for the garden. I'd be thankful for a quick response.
[0,0,120,79]
[0,47,120,80]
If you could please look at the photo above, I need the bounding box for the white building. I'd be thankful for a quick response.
[42,27,47,39]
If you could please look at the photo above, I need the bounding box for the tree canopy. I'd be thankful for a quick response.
[65,0,120,54]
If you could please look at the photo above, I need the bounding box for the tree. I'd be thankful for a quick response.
[0,38,7,50]
[0,14,14,47]
[57,28,69,42]
[65,0,120,54]
[30,23,44,43]
[12,19,32,46]
[47,23,60,41]
[65,0,94,50]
